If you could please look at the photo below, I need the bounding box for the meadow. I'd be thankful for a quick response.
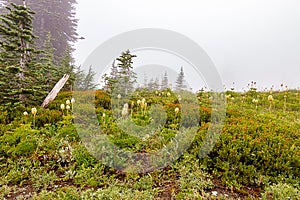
[0,87,299,199]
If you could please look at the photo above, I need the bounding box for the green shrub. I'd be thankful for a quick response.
[73,144,99,167]
[0,103,24,124]
[30,169,58,190]
[95,90,111,109]
[4,158,32,184]
[197,107,300,187]
[74,163,106,187]
[133,175,154,190]
[34,108,63,128]
[261,183,300,200]
[0,124,39,157]
[48,91,73,110]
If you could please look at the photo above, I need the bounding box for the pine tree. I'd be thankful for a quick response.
[59,47,76,91]
[102,60,118,92]
[143,72,148,88]
[161,71,169,90]
[175,67,187,91]
[2,0,79,61]
[82,66,97,90]
[147,78,154,90]
[153,77,160,90]
[115,50,137,95]
[39,32,62,92]
[102,50,137,95]
[74,65,98,90]
[0,2,44,105]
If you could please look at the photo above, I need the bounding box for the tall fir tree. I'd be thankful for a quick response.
[147,78,154,90]
[82,65,97,90]
[2,0,79,61]
[74,65,98,90]
[116,50,137,95]
[0,1,45,106]
[154,77,160,90]
[59,47,76,91]
[175,67,187,91]
[103,50,137,95]
[161,71,169,90]
[143,72,148,88]
[102,60,118,92]
[39,32,62,92]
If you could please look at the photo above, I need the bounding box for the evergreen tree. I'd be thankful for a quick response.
[82,65,97,90]
[175,67,187,91]
[161,71,169,90]
[143,72,148,88]
[39,32,62,92]
[102,60,118,92]
[146,77,159,91]
[116,50,137,95]
[147,78,154,91]
[2,0,79,61]
[59,47,76,91]
[153,77,160,90]
[102,50,137,95]
[0,2,44,105]
[75,65,98,90]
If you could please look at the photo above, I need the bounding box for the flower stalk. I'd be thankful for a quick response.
[31,108,37,127]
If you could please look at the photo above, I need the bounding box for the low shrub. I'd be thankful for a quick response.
[196,110,300,188]
[0,124,39,157]
[261,183,300,200]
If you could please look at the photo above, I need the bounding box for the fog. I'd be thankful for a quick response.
[74,0,300,91]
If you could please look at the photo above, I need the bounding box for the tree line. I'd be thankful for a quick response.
[143,67,188,91]
[102,50,188,94]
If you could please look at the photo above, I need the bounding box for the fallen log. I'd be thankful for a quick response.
[41,74,70,108]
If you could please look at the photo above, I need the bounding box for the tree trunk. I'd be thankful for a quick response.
[41,74,70,108]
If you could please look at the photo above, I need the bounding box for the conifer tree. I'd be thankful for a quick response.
[39,32,62,92]
[147,78,154,91]
[82,65,97,90]
[0,2,44,105]
[103,60,118,92]
[74,65,98,90]
[2,0,79,60]
[103,50,137,95]
[161,71,169,90]
[143,72,148,88]
[116,50,137,96]
[175,67,187,91]
[154,77,160,90]
[59,48,76,91]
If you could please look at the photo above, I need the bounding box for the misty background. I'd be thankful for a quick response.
[74,0,300,91]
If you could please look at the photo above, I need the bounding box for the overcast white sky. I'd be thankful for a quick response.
[74,0,300,91]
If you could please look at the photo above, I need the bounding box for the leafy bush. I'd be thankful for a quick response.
[4,158,32,184]
[95,90,111,109]
[74,163,106,187]
[196,107,300,188]
[30,169,58,190]
[34,108,63,128]
[261,183,300,200]
[0,124,39,157]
